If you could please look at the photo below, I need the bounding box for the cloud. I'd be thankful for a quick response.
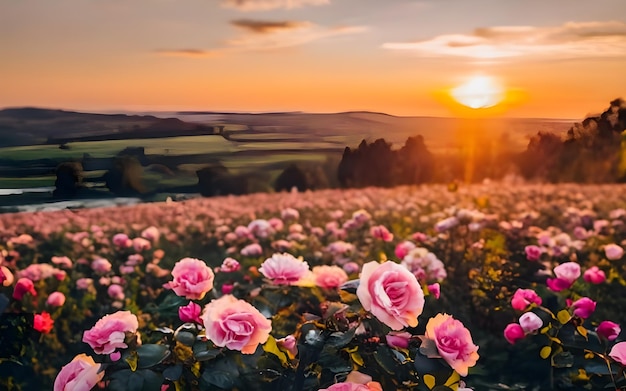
[221,0,329,11]
[154,49,219,58]
[153,22,366,58]
[224,22,367,51]
[382,21,626,60]
[230,19,310,34]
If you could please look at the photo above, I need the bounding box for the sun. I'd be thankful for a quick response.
[451,75,504,109]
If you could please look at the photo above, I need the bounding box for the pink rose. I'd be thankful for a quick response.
[357,261,424,330]
[241,243,263,257]
[107,284,125,301]
[0,266,13,287]
[343,262,360,274]
[47,291,66,307]
[609,342,626,365]
[604,244,624,261]
[13,278,37,300]
[571,297,596,319]
[511,288,542,311]
[54,354,104,391]
[385,331,412,349]
[179,301,202,324]
[220,257,241,273]
[165,258,214,300]
[112,233,132,248]
[547,262,580,292]
[141,226,160,242]
[524,245,542,261]
[428,283,441,299]
[201,295,271,354]
[313,265,349,289]
[320,372,383,391]
[395,241,416,260]
[82,311,139,354]
[76,278,93,290]
[276,335,298,358]
[597,321,621,341]
[91,258,112,274]
[519,312,543,333]
[132,237,151,252]
[258,253,309,285]
[425,313,479,376]
[51,256,73,268]
[370,225,394,242]
[504,323,525,344]
[34,312,54,334]
[583,266,606,284]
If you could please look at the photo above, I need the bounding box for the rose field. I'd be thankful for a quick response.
[3,183,626,391]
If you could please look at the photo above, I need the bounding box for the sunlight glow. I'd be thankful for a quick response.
[451,75,504,109]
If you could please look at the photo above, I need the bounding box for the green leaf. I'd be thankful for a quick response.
[327,329,356,348]
[193,342,221,362]
[139,370,164,391]
[374,346,398,375]
[174,331,196,347]
[163,364,183,381]
[551,351,574,368]
[202,370,235,389]
[136,344,171,369]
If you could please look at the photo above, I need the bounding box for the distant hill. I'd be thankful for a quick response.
[0,107,575,152]
[0,107,217,147]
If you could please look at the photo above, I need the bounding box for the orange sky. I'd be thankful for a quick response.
[1,0,626,118]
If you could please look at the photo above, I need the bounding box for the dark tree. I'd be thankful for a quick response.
[275,164,308,192]
[53,161,83,198]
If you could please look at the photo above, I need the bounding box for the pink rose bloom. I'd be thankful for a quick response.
[259,253,309,285]
[370,225,394,242]
[605,244,624,261]
[113,233,132,248]
[201,295,271,354]
[234,225,251,238]
[179,301,202,324]
[597,321,621,341]
[220,257,241,273]
[343,262,360,274]
[428,283,441,299]
[51,256,73,268]
[82,311,139,354]
[13,278,37,300]
[107,284,125,301]
[320,372,383,391]
[47,291,66,307]
[395,241,416,260]
[276,335,298,358]
[34,312,54,333]
[268,217,284,231]
[609,342,626,365]
[524,245,542,261]
[165,258,214,300]
[221,283,234,295]
[281,208,300,220]
[504,323,525,344]
[571,297,596,319]
[241,243,263,257]
[385,331,412,349]
[519,312,543,333]
[248,219,274,238]
[1,266,14,287]
[313,265,349,289]
[412,232,428,242]
[132,237,151,252]
[511,288,542,311]
[425,313,479,376]
[91,258,112,274]
[583,266,606,284]
[357,261,424,330]
[546,262,581,292]
[126,254,144,266]
[141,226,160,242]
[76,278,93,290]
[53,354,104,391]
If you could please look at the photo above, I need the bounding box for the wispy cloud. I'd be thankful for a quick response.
[154,49,219,58]
[154,21,366,58]
[221,0,329,12]
[225,22,367,51]
[230,19,310,34]
[383,21,626,59]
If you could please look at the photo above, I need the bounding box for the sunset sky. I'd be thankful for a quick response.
[2,0,626,118]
